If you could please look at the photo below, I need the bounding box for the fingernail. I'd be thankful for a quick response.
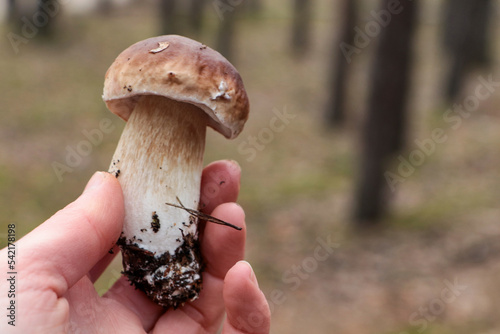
[84,172,106,193]
[227,159,241,168]
[227,160,241,174]
[240,260,259,288]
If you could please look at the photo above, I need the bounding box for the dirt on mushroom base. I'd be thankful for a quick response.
[117,231,203,309]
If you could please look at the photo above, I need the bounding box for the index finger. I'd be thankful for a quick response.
[200,160,241,214]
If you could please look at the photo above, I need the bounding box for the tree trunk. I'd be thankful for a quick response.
[290,0,313,59]
[324,0,357,127]
[189,0,205,35]
[7,0,18,24]
[159,0,179,35]
[353,0,418,225]
[441,0,493,101]
[98,0,113,16]
[216,6,237,62]
[37,0,58,38]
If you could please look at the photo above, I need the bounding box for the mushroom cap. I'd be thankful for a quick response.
[103,35,249,139]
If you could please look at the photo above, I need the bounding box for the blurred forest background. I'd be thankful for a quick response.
[1,0,500,333]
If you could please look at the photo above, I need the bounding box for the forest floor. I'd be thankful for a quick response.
[1,1,500,333]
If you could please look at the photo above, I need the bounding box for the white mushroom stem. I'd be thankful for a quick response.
[109,95,207,308]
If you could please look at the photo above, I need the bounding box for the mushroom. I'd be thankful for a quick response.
[102,35,249,308]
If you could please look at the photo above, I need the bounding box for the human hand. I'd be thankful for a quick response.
[0,160,270,333]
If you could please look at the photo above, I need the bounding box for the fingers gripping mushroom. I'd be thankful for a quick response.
[102,35,249,308]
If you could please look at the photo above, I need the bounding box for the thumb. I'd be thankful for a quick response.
[17,172,124,295]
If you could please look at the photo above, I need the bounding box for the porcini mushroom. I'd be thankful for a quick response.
[102,35,249,308]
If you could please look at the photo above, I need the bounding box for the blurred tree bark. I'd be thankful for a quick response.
[353,0,418,225]
[216,6,238,62]
[291,0,313,59]
[37,0,58,38]
[98,0,113,16]
[441,0,493,102]
[189,0,205,35]
[159,0,179,35]
[324,0,357,127]
[7,0,18,24]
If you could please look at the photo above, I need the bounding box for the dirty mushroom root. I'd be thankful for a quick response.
[103,35,249,309]
[117,232,202,307]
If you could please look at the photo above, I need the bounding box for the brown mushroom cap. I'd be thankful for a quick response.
[103,35,249,139]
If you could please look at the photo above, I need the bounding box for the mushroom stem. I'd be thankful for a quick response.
[109,95,207,308]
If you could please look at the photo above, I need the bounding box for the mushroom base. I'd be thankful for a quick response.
[117,232,203,309]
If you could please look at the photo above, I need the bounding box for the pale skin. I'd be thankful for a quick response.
[0,160,270,333]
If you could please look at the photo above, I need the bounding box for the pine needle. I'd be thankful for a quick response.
[165,197,242,231]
